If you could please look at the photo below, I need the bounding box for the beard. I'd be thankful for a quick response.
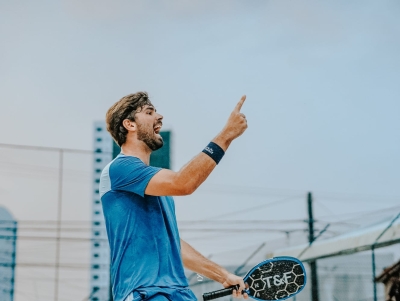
[136,122,164,151]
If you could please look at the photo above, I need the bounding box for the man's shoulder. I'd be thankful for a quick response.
[99,156,143,197]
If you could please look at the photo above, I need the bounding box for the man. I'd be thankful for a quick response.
[100,91,248,301]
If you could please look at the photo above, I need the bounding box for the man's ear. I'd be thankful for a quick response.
[122,119,136,131]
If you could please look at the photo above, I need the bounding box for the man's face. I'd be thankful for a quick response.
[134,105,164,151]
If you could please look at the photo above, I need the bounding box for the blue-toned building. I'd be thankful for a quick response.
[90,121,114,301]
[0,206,17,301]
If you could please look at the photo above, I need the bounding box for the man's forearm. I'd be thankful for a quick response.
[145,96,247,196]
[173,132,232,194]
[181,239,229,284]
[171,95,247,195]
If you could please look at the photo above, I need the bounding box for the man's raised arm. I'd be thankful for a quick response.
[145,95,248,196]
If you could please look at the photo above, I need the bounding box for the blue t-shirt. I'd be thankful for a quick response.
[100,154,190,301]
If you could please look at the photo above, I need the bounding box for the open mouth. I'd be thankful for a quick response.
[154,124,162,134]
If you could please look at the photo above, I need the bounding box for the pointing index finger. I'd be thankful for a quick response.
[235,95,246,112]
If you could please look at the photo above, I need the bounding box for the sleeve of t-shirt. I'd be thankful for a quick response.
[109,156,162,197]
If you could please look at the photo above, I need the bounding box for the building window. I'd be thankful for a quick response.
[93,275,99,280]
[95,148,102,153]
[95,189,99,194]
[94,231,100,236]
[93,221,100,226]
[96,137,102,142]
[94,253,99,258]
[94,211,100,215]
[92,264,100,269]
[95,200,100,204]
[96,127,102,132]
[95,179,100,183]
[95,158,102,163]
[95,169,101,173]
[94,243,100,247]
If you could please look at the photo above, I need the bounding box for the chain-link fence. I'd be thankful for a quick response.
[0,143,399,301]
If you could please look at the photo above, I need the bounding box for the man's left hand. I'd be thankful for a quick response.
[222,273,249,299]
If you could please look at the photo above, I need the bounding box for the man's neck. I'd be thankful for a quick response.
[120,141,152,165]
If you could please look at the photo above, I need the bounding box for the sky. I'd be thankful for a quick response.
[1,0,400,300]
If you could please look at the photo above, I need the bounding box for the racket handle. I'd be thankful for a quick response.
[203,285,239,301]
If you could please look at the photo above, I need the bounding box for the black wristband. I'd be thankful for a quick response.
[202,142,225,164]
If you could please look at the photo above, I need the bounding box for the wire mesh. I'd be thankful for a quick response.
[0,144,398,301]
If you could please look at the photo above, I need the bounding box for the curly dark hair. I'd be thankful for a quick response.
[106,92,152,146]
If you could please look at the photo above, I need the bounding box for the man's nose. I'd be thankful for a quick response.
[156,113,163,120]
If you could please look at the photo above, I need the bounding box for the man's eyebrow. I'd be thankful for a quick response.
[145,106,156,112]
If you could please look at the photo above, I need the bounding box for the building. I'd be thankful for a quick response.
[90,121,114,301]
[0,206,17,301]
[90,121,171,301]
[313,253,394,301]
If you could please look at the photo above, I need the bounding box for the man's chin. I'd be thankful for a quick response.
[151,136,164,151]
[151,143,163,151]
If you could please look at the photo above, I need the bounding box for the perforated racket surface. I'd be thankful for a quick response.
[203,256,306,301]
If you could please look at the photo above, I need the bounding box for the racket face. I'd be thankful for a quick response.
[243,257,306,301]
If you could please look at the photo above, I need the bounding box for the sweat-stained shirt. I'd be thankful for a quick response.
[99,154,193,301]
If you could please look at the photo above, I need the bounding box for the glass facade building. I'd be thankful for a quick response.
[0,206,17,301]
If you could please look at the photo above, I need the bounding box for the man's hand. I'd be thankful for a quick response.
[181,240,249,299]
[214,95,248,150]
[145,95,248,196]
[222,272,249,299]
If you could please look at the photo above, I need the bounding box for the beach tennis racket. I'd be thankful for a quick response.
[203,256,306,301]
